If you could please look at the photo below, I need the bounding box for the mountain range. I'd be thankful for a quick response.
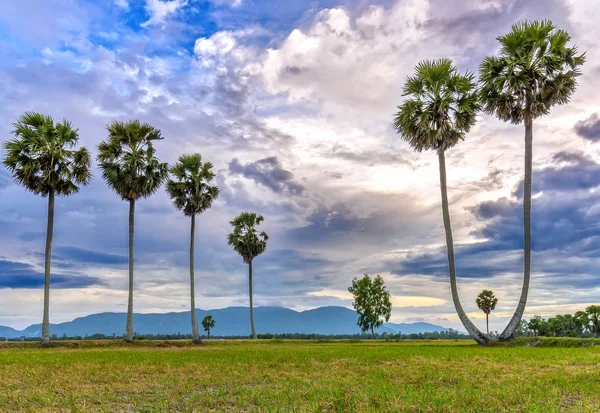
[0,306,456,338]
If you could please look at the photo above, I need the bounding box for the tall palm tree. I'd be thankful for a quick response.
[393,59,489,345]
[97,120,168,343]
[480,20,585,341]
[3,112,91,346]
[227,212,268,339]
[166,154,219,344]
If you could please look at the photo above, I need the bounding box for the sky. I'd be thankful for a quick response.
[0,0,599,332]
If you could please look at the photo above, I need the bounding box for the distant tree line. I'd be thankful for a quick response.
[514,306,600,338]
[1,329,471,342]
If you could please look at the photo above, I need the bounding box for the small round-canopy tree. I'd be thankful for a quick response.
[3,112,91,346]
[227,212,268,339]
[202,315,215,339]
[480,20,585,341]
[97,120,168,343]
[587,305,600,336]
[167,154,219,344]
[393,59,488,345]
[347,274,392,338]
[476,290,498,336]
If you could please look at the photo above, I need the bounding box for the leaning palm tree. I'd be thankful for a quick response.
[166,154,219,344]
[227,212,268,339]
[3,112,91,345]
[97,120,168,343]
[480,20,585,340]
[393,59,489,345]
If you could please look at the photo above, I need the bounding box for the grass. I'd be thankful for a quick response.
[1,339,599,412]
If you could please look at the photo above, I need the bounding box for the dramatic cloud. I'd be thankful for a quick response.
[0,259,104,289]
[574,113,600,142]
[229,157,304,195]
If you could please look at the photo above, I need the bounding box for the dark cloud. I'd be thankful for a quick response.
[397,152,600,288]
[512,151,600,198]
[229,156,304,195]
[0,259,104,289]
[54,247,128,265]
[574,113,600,142]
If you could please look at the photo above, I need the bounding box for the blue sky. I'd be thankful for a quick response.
[1,0,599,331]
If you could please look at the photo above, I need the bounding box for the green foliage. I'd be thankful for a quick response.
[166,154,219,217]
[97,120,168,201]
[587,305,600,335]
[202,315,215,333]
[526,305,600,338]
[347,274,392,336]
[393,59,479,153]
[227,212,269,264]
[475,290,498,315]
[479,20,585,125]
[3,112,91,196]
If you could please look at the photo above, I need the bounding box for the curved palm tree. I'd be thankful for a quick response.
[97,120,168,343]
[166,154,219,344]
[480,20,585,340]
[3,112,91,346]
[227,212,268,339]
[393,59,489,345]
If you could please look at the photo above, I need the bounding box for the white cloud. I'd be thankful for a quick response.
[115,0,129,9]
[142,0,188,27]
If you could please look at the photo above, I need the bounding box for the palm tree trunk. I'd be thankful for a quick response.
[207,330,210,339]
[371,326,375,339]
[500,118,533,341]
[125,199,135,343]
[486,313,489,336]
[190,214,200,344]
[249,260,257,339]
[41,189,55,346]
[438,150,489,345]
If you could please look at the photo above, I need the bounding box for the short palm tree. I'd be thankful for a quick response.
[166,154,219,344]
[227,212,268,339]
[202,315,215,339]
[3,112,91,345]
[97,120,168,343]
[476,290,498,336]
[393,59,489,345]
[480,20,585,341]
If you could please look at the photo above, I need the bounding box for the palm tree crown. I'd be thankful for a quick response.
[476,290,499,315]
[97,120,168,200]
[479,20,585,124]
[393,59,479,153]
[166,154,219,216]
[3,112,91,196]
[227,212,269,264]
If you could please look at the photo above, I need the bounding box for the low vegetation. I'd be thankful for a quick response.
[1,340,599,412]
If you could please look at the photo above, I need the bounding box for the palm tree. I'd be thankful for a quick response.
[166,154,219,344]
[3,112,91,346]
[202,315,215,339]
[227,212,268,339]
[480,20,585,341]
[97,120,168,343]
[476,290,498,336]
[393,59,489,345]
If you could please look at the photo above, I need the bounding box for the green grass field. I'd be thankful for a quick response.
[1,340,599,412]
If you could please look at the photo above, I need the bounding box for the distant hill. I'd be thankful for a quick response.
[0,306,456,339]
